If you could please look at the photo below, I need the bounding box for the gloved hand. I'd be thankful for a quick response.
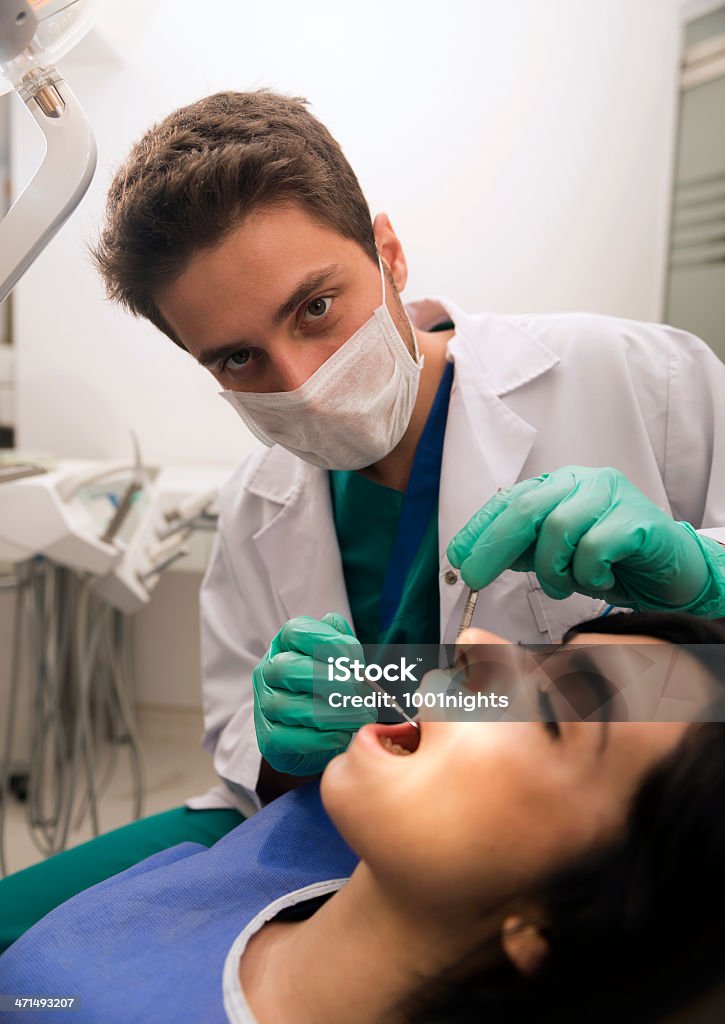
[447,466,725,616]
[253,612,376,776]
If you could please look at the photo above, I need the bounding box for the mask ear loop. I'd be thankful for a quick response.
[377,251,423,366]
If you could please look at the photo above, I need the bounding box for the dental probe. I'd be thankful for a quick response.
[454,486,500,640]
[363,677,420,730]
[457,587,480,639]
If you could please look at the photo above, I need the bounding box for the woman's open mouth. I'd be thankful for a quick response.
[351,721,422,761]
[373,722,421,756]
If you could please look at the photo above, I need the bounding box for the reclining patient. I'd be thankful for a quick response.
[1,611,724,1024]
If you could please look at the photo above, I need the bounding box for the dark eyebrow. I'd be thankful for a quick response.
[570,649,613,753]
[197,339,255,369]
[196,262,344,368]
[569,649,615,706]
[272,263,343,326]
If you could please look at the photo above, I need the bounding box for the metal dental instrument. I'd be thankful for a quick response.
[457,588,479,639]
[363,677,420,730]
[455,485,500,639]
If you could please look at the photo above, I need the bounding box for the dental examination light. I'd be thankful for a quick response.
[0,0,100,303]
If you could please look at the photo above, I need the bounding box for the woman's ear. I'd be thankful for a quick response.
[501,914,550,976]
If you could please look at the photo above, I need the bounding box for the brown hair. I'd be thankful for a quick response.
[91,90,378,346]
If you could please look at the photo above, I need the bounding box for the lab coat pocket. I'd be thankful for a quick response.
[526,574,609,643]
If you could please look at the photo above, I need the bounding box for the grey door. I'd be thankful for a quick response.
[666,6,725,363]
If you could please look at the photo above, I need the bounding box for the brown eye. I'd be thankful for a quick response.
[303,296,333,321]
[219,349,252,374]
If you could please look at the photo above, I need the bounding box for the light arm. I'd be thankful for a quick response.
[0,69,96,303]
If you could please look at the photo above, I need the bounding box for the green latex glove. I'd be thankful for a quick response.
[253,612,376,776]
[447,466,725,616]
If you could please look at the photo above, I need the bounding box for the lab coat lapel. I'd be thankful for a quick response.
[248,448,352,624]
[436,308,560,639]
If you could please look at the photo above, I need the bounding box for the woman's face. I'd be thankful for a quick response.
[321,631,706,924]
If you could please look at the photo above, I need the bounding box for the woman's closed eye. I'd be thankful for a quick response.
[536,651,616,753]
[537,688,561,740]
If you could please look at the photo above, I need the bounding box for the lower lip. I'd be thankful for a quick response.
[353,723,417,759]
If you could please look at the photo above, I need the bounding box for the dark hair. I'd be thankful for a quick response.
[565,610,725,647]
[91,90,378,347]
[403,612,725,1024]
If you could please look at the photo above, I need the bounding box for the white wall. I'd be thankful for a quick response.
[11,0,685,461]
[1,93,11,352]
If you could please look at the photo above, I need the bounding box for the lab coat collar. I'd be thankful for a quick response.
[244,442,305,505]
[247,445,353,623]
[406,296,560,396]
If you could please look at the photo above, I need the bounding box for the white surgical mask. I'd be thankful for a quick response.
[219,257,424,470]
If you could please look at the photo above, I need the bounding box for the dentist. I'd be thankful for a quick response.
[93,90,725,804]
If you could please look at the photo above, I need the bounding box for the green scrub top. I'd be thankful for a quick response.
[329,472,440,645]
[329,348,455,646]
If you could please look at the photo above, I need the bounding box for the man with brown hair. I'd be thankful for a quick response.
[1,87,724,948]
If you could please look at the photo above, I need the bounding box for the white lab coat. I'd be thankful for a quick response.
[188,298,725,814]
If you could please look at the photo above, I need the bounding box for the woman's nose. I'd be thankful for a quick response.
[458,628,511,647]
[455,633,536,699]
